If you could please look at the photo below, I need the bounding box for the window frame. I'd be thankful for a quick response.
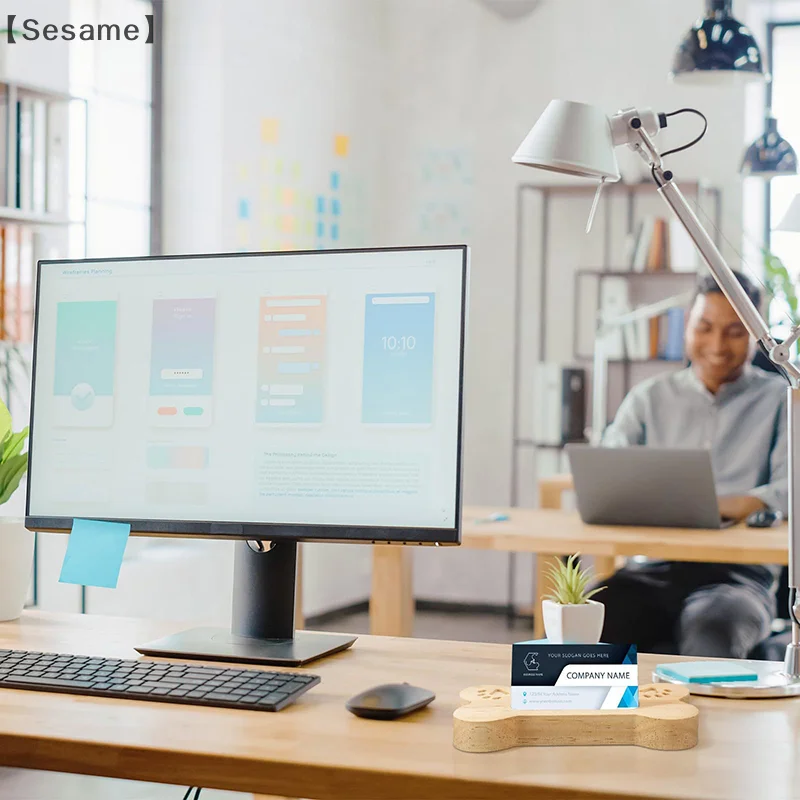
[765,19,800,250]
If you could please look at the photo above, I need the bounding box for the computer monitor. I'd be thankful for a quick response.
[26,245,468,664]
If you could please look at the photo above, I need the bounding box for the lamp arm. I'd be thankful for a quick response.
[630,126,800,385]
[628,125,800,676]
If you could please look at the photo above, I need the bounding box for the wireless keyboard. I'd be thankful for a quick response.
[0,649,320,711]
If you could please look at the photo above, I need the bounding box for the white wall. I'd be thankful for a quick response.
[0,0,71,93]
[162,0,385,619]
[160,0,755,614]
[162,0,223,255]
[384,0,749,605]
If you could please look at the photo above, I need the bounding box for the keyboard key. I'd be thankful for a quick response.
[127,686,154,694]
[260,692,288,704]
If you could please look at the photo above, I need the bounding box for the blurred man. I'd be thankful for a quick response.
[597,271,786,658]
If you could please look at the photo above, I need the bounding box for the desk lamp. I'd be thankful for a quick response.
[514,100,800,697]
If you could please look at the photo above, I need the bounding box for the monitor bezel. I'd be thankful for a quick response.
[25,244,468,545]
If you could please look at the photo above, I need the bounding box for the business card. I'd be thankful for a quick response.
[511,642,638,710]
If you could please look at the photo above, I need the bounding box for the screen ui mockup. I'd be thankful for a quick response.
[27,246,468,543]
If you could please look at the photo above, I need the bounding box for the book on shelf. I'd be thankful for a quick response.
[45,100,68,215]
[0,90,7,208]
[0,94,69,218]
[669,218,699,272]
[0,223,55,343]
[630,216,695,273]
[598,276,631,360]
[640,307,685,362]
[648,316,659,359]
[646,218,669,272]
[631,217,655,271]
[16,98,33,211]
[662,307,685,361]
[31,100,47,214]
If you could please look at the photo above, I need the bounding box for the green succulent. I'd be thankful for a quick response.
[544,553,605,605]
[0,398,28,506]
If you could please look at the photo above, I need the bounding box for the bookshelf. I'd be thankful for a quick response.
[0,207,69,225]
[511,180,722,501]
[0,79,86,409]
[505,179,721,624]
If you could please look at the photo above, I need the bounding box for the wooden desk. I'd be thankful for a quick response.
[2,612,800,800]
[370,506,789,637]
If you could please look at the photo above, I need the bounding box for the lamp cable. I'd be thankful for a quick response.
[659,108,709,158]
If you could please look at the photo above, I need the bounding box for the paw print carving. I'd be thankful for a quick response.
[477,687,509,702]
[641,685,672,700]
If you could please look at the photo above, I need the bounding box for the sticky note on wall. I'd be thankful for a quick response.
[59,519,131,589]
[334,134,349,157]
[261,118,280,144]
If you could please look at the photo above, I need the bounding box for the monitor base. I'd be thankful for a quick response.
[135,627,357,667]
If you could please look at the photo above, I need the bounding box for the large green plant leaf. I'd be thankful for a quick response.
[2,427,28,462]
[0,452,27,505]
[0,400,13,446]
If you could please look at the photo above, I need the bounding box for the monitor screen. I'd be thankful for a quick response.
[26,246,468,543]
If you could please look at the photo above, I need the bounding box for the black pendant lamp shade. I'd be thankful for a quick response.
[671,0,766,83]
[741,117,798,178]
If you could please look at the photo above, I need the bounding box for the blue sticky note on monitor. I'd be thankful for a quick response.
[59,519,131,589]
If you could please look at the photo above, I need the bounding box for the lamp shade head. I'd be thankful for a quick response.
[670,0,766,84]
[777,194,800,233]
[512,100,621,181]
[741,117,798,179]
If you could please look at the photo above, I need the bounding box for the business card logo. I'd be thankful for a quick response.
[523,652,540,672]
[6,14,154,43]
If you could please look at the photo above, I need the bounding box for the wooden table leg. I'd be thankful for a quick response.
[370,545,414,637]
[533,554,554,639]
[593,555,618,585]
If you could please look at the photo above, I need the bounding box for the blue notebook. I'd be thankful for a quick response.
[655,661,758,684]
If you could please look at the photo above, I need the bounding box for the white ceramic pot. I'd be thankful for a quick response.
[0,519,34,622]
[542,598,605,644]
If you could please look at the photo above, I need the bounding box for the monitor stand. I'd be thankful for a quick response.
[135,540,357,666]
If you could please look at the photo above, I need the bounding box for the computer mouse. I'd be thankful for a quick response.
[746,509,783,528]
[346,682,435,720]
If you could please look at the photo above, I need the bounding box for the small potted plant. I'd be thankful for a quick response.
[542,554,606,644]
[0,398,30,622]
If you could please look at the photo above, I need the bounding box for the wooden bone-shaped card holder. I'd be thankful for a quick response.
[453,683,698,752]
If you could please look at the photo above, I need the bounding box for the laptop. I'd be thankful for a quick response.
[565,445,733,529]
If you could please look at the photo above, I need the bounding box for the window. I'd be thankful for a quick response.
[766,22,800,273]
[69,0,154,259]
